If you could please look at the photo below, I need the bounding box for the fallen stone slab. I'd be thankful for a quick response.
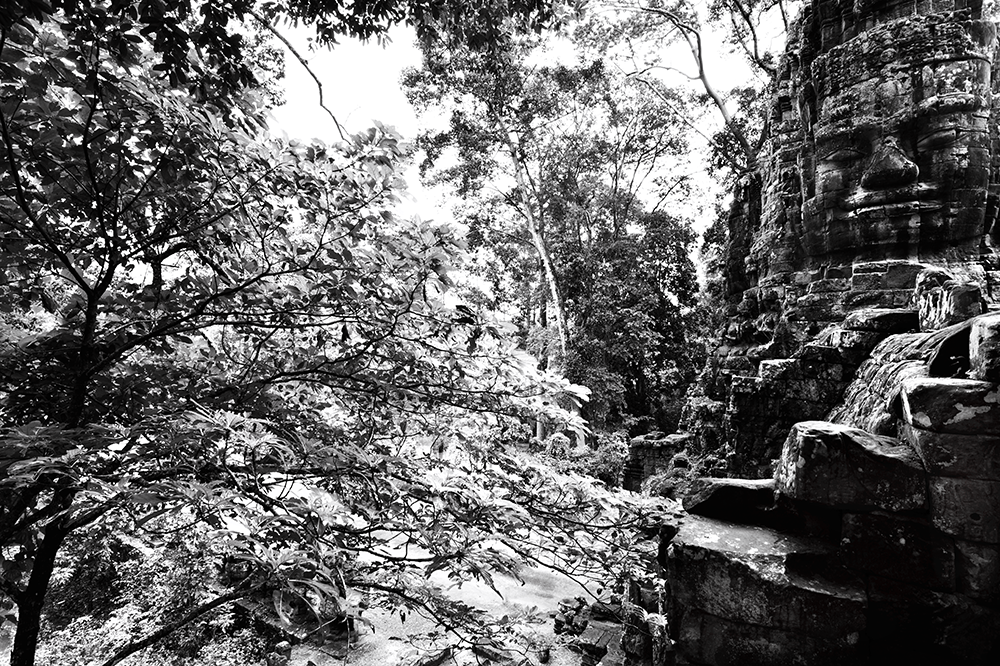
[666,516,866,640]
[775,421,926,512]
[899,377,1000,435]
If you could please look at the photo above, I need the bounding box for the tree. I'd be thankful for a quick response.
[0,8,655,666]
[576,0,795,181]
[404,34,703,435]
[563,212,700,433]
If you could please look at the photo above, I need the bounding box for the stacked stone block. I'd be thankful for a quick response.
[660,312,1000,664]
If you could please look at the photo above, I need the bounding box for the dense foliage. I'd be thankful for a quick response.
[0,4,666,666]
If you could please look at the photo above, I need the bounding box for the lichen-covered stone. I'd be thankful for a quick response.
[775,421,926,511]
[916,268,984,331]
[902,423,1000,480]
[929,476,1000,543]
[969,312,1000,382]
[899,377,1000,435]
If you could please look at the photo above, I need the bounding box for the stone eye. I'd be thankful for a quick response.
[821,148,865,163]
[916,128,960,150]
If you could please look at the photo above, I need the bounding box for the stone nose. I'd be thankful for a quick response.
[860,137,919,189]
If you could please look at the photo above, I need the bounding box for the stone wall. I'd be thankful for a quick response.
[654,311,1000,665]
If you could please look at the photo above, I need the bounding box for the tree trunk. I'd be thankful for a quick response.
[10,517,69,666]
[491,111,570,369]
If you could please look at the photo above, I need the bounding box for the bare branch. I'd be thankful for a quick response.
[249,10,347,142]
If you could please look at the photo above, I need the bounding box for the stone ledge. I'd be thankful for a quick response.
[667,516,866,639]
[775,421,926,511]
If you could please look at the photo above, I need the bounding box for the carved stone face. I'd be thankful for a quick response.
[801,16,997,264]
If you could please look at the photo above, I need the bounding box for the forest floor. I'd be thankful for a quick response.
[291,564,598,666]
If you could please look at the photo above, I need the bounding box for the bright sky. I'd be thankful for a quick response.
[268,26,423,141]
[267,26,449,221]
[263,6,791,238]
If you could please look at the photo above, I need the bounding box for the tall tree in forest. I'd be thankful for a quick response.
[576,0,794,182]
[0,4,662,665]
[404,36,702,434]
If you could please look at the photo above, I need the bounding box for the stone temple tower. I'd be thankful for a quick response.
[622,0,1000,663]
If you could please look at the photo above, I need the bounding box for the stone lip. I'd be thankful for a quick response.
[844,183,940,215]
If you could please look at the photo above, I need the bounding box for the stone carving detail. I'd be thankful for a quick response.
[636,0,1000,663]
[682,0,1000,477]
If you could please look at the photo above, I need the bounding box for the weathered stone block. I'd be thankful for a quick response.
[790,293,846,321]
[666,516,866,639]
[758,359,797,381]
[807,278,851,293]
[795,344,842,364]
[883,261,932,289]
[899,377,1000,435]
[929,477,1000,543]
[620,601,651,663]
[823,328,885,365]
[969,313,1000,382]
[676,608,864,666]
[839,512,955,591]
[901,423,1000,480]
[730,375,762,394]
[955,539,1000,603]
[916,268,984,331]
[841,289,914,309]
[683,477,776,520]
[841,307,918,333]
[775,421,926,511]
[647,613,674,666]
[850,272,885,291]
[825,265,853,279]
[867,576,1000,664]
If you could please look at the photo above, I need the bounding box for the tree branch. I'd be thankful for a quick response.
[99,586,258,666]
[248,10,347,142]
